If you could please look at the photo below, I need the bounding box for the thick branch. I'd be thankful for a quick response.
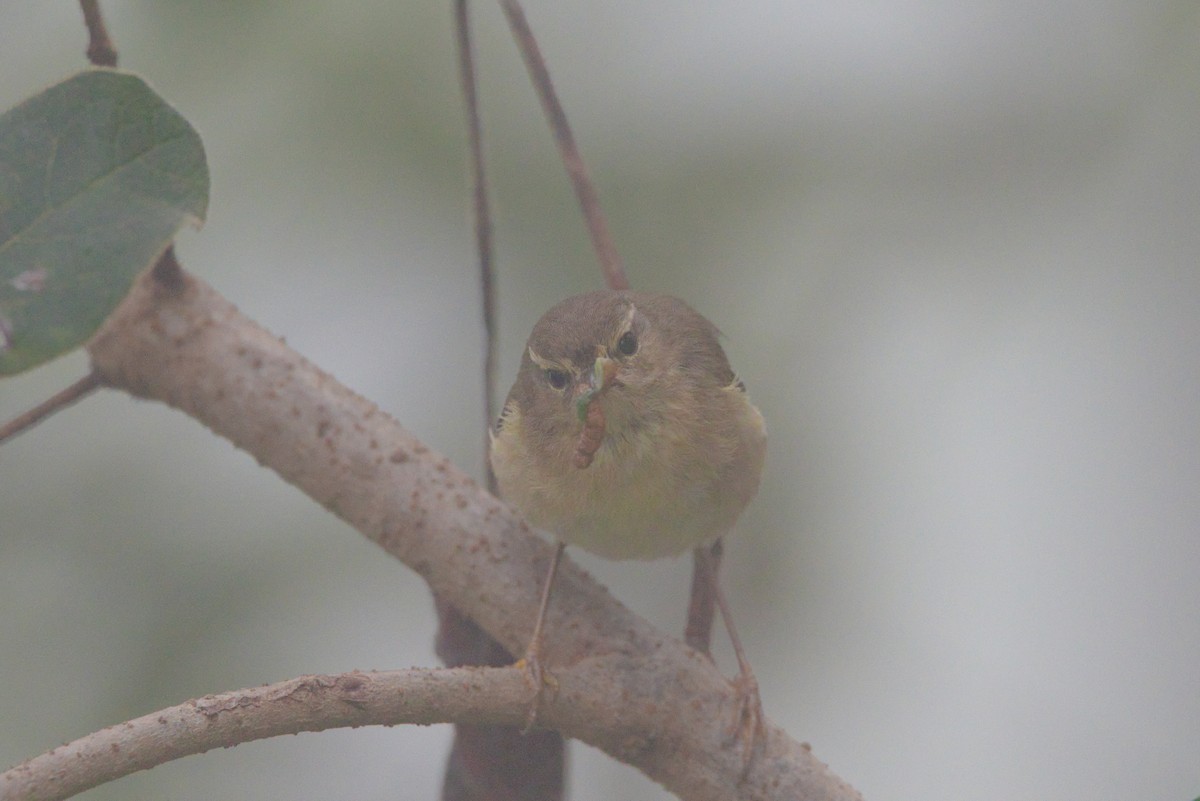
[71,265,859,801]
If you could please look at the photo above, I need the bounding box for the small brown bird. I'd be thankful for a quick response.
[490,290,767,752]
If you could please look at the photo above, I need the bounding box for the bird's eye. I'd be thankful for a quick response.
[544,368,569,390]
[616,331,638,356]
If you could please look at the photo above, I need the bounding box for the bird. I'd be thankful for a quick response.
[489,289,767,757]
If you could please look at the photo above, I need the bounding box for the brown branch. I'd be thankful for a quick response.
[79,1,118,67]
[0,372,102,446]
[496,0,629,291]
[66,262,863,801]
[0,668,530,801]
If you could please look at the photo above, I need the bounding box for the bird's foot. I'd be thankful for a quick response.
[515,649,557,733]
[727,663,766,779]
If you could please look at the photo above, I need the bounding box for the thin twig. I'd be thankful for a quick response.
[79,0,118,67]
[0,668,532,801]
[497,0,629,291]
[455,0,501,496]
[0,372,103,447]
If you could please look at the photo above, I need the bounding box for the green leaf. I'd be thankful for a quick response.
[0,69,209,375]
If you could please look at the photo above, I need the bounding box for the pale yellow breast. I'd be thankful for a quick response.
[491,384,765,560]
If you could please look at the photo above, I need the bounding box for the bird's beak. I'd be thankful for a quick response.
[574,355,618,421]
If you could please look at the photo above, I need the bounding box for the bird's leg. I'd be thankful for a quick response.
[699,541,765,776]
[518,540,566,733]
[685,539,723,655]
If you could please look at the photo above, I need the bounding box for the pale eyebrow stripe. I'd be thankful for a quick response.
[528,346,566,372]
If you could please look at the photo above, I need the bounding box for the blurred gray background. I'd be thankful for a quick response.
[2,2,1198,799]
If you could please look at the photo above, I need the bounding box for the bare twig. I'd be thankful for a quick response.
[496,0,629,291]
[73,262,859,801]
[0,668,531,801]
[0,372,102,447]
[79,0,118,67]
[455,0,501,496]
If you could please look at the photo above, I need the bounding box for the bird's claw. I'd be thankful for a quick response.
[515,652,556,733]
[728,666,766,779]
